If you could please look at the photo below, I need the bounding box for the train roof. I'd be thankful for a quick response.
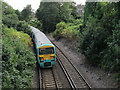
[30,26,52,46]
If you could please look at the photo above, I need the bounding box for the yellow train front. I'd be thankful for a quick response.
[30,26,56,68]
[39,44,56,68]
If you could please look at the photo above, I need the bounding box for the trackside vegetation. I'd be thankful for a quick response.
[36,1,80,32]
[2,1,36,88]
[29,19,43,32]
[79,2,120,81]
[2,26,36,88]
[53,2,120,82]
[53,19,83,40]
[2,0,120,88]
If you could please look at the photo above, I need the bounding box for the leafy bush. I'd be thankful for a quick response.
[2,1,36,88]
[2,1,15,15]
[29,19,42,31]
[78,17,108,65]
[2,26,36,88]
[16,21,32,36]
[100,21,120,71]
[53,19,82,40]
[53,22,67,40]
[2,1,19,28]
[78,2,120,81]
[2,14,19,28]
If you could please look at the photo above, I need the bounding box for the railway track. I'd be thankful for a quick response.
[37,40,92,89]
[38,62,72,89]
[53,41,92,89]
[38,68,61,89]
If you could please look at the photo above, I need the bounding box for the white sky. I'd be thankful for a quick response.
[2,0,86,12]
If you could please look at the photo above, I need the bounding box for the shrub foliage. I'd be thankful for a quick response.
[78,2,120,81]
[2,1,36,88]
[2,26,36,88]
[53,2,120,81]
[16,21,32,36]
[53,19,82,40]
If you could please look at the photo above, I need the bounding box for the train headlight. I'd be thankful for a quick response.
[40,57,44,60]
[39,55,44,60]
[50,56,55,59]
[50,54,55,59]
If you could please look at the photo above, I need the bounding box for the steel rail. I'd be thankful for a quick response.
[40,68,60,89]
[41,69,45,90]
[56,54,77,89]
[37,63,42,90]
[51,68,60,90]
[52,41,92,90]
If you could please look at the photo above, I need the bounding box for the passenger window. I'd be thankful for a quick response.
[33,34,35,39]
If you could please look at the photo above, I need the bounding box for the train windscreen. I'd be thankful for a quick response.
[39,47,54,55]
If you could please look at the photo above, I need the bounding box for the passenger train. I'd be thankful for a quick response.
[30,26,56,68]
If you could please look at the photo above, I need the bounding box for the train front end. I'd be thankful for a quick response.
[38,44,56,68]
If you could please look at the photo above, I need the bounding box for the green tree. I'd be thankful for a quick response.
[15,9,21,20]
[21,5,33,22]
[16,21,32,36]
[58,2,71,22]
[2,14,19,28]
[2,1,19,28]
[36,1,60,32]
[2,1,15,15]
[83,2,97,26]
[69,2,79,19]
[36,0,76,32]
[78,2,120,74]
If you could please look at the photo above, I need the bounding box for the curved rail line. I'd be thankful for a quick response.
[52,41,92,89]
[37,40,92,89]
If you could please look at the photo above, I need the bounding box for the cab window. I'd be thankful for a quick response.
[39,47,54,55]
